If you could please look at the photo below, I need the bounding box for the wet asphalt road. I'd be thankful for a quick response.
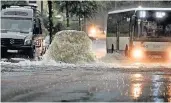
[1,65,171,102]
[1,39,171,102]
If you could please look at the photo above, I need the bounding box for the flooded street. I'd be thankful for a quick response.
[1,39,171,102]
[1,66,171,102]
[1,1,171,102]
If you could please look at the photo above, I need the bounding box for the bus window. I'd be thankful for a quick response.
[137,10,171,38]
[120,18,129,37]
[145,21,157,37]
[107,14,117,37]
[165,24,171,36]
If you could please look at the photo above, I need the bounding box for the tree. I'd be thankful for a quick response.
[54,1,99,30]
[54,1,73,27]
[42,2,64,36]
[48,0,53,44]
[70,1,98,30]
[56,1,99,31]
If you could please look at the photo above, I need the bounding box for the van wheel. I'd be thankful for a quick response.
[125,45,129,57]
[28,48,35,59]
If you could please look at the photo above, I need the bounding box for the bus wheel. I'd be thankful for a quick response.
[125,45,129,57]
[111,44,114,53]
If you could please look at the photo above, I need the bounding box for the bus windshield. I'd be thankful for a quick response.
[137,10,171,38]
[1,17,32,33]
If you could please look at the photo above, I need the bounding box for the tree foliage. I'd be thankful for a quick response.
[70,1,98,18]
[54,1,99,29]
[54,1,72,27]
[41,1,64,37]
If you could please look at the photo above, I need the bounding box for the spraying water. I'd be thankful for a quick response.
[43,30,97,64]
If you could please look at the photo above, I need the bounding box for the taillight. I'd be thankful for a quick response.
[35,39,41,47]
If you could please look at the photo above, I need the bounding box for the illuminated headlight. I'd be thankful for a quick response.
[169,52,171,59]
[131,48,144,59]
[89,29,96,36]
[88,27,96,37]
[90,28,96,34]
[139,11,146,18]
[24,39,32,45]
[156,12,165,18]
[168,49,171,60]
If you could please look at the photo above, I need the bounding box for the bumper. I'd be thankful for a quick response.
[144,51,167,58]
[130,51,170,62]
[1,45,33,51]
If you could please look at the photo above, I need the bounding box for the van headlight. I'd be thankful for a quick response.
[24,36,32,45]
[24,39,32,45]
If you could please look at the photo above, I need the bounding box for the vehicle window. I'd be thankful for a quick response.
[107,14,117,37]
[1,17,32,33]
[138,11,171,37]
[120,19,129,37]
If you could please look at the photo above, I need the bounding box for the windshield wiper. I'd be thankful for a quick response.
[20,30,29,34]
[1,29,9,33]
[8,30,29,34]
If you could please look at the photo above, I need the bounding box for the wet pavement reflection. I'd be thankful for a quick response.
[129,72,171,102]
[1,66,171,102]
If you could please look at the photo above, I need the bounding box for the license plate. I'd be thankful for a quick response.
[7,50,18,53]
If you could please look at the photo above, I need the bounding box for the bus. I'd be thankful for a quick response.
[1,5,45,59]
[106,7,171,61]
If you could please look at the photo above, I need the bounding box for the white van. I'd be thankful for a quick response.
[1,5,44,59]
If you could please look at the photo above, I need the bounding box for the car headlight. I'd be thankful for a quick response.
[88,27,96,37]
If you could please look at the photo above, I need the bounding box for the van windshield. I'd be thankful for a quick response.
[1,17,32,33]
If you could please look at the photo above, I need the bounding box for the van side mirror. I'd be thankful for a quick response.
[33,18,42,35]
[33,27,40,35]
